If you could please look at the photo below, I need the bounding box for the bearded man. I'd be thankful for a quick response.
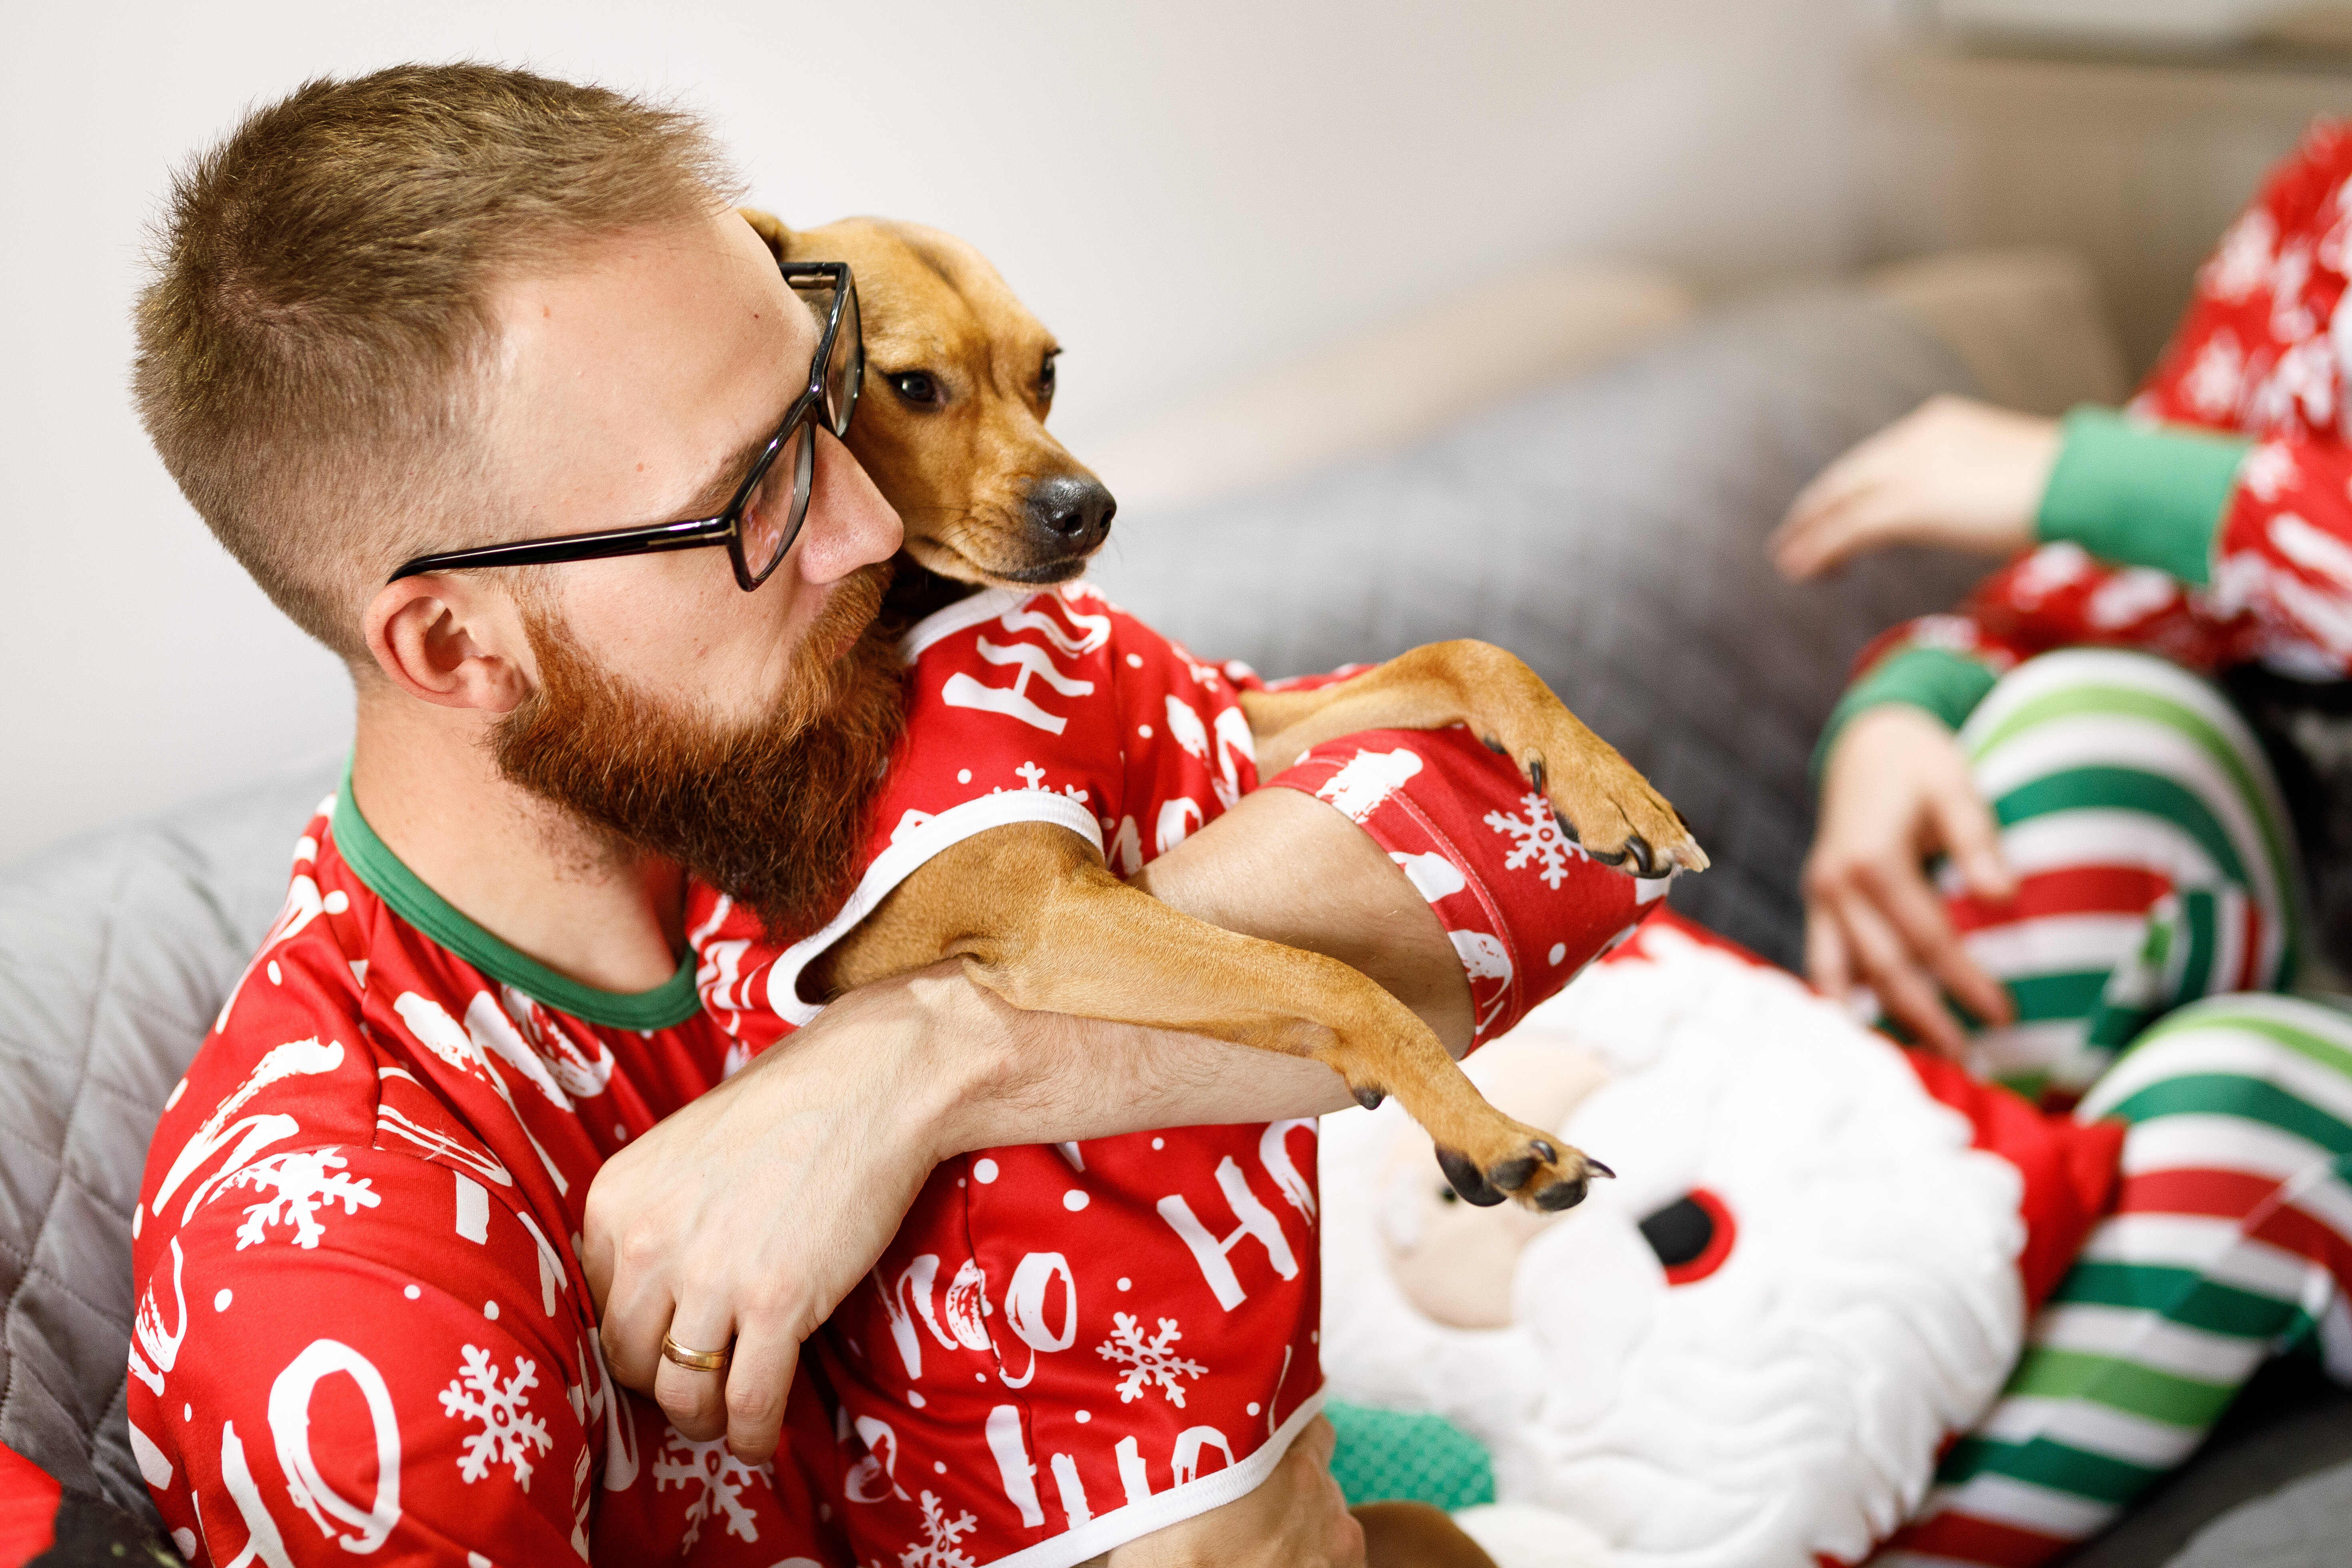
[124,64,1549,1565]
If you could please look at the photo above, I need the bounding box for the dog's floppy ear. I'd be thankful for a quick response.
[737,206,793,262]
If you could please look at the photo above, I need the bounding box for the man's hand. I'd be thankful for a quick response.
[584,962,1352,1463]
[1770,396,2060,581]
[1805,704,2017,1058]
[583,970,980,1462]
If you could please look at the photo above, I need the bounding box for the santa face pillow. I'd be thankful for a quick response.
[1320,914,2118,1568]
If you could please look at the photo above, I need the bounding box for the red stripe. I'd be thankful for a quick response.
[2112,1169,2352,1288]
[1883,1508,2074,1567]
[2113,1167,2281,1221]
[1948,866,2172,933]
[2248,1200,2352,1289]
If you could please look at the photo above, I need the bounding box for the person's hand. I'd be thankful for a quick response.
[583,966,986,1463]
[1104,1417,1364,1568]
[1770,395,2060,580]
[1805,703,2017,1058]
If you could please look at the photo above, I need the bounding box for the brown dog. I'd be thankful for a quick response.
[748,212,1669,1566]
[745,210,1703,1213]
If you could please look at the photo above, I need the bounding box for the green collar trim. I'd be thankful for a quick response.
[332,759,703,1031]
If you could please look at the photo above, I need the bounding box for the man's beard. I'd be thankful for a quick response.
[493,564,906,941]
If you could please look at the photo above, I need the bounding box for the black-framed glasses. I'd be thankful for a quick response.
[388,260,862,592]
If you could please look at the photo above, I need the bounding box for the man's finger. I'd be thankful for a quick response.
[596,1247,675,1394]
[722,1322,801,1465]
[653,1307,734,1443]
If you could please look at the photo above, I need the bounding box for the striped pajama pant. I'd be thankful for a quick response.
[1880,650,2352,1567]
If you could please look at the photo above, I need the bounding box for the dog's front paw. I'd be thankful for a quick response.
[1503,739,1707,879]
[1434,1122,1611,1212]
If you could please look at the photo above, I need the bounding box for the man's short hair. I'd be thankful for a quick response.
[134,64,741,661]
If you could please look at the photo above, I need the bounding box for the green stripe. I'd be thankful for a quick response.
[2011,970,2114,1025]
[2100,1073,2352,1153]
[2129,1008,2352,1085]
[2180,889,2216,1001]
[1937,1433,2162,1506]
[1992,768,2249,891]
[1969,683,2292,901]
[2051,1261,2304,1341]
[2007,1345,2236,1426]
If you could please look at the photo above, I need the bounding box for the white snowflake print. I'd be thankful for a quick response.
[894,1489,980,1568]
[1097,1311,1209,1408]
[652,1428,773,1550]
[440,1345,554,1490]
[218,1148,381,1250]
[1484,792,1582,889]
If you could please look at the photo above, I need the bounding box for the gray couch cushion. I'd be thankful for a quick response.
[0,764,335,1518]
[1091,291,1995,970]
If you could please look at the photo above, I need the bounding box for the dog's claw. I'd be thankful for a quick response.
[1528,758,1547,795]
[1589,843,1628,867]
[1553,811,1581,844]
[1534,1175,1590,1211]
[1435,1147,1506,1206]
[1481,735,1507,755]
[1531,1139,1557,1164]
[1352,1085,1387,1111]
[1585,1157,1615,1180]
[1625,837,1657,878]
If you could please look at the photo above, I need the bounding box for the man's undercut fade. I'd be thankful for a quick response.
[134,64,742,660]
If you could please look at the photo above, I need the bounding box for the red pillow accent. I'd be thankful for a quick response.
[0,1442,60,1568]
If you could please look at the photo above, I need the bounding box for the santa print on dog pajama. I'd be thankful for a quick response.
[687,584,1666,1568]
[132,580,1661,1566]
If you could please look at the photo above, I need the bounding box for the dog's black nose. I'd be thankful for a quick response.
[1026,474,1117,553]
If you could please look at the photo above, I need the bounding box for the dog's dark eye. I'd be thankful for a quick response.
[889,371,942,407]
[1038,353,1058,400]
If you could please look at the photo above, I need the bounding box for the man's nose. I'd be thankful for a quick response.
[798,427,903,582]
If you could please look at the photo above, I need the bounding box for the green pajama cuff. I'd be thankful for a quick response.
[1813,645,2001,786]
[2037,406,2251,589]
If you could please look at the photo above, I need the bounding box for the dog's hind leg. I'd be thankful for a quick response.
[1239,640,1706,877]
[821,823,1601,1211]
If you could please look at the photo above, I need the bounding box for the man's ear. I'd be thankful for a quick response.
[737,206,793,262]
[363,575,535,714]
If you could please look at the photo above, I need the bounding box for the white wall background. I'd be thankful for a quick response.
[2,0,1887,865]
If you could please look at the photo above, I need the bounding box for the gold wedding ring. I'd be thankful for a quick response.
[661,1333,731,1372]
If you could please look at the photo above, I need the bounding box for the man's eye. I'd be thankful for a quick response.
[889,371,942,406]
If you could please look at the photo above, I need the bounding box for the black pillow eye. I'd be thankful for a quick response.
[1437,1187,1460,1206]
[1038,352,1058,400]
[1637,1188,1736,1284]
[889,370,942,407]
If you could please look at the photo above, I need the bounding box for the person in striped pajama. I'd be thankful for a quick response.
[1771,121,2352,1566]
[1869,649,2350,1565]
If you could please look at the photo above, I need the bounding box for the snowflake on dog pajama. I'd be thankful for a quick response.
[689,583,1671,1567]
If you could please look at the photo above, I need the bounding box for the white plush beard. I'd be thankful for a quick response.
[1320,925,2032,1568]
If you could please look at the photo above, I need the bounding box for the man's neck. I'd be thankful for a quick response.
[350,685,688,995]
